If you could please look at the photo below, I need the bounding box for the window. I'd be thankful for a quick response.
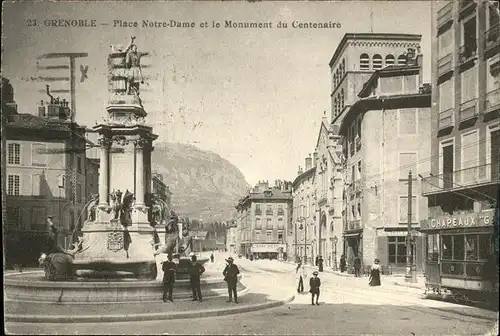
[278,217,284,228]
[438,29,453,58]
[77,156,83,174]
[333,97,338,116]
[385,54,395,66]
[277,205,284,216]
[255,204,262,215]
[8,143,21,165]
[373,54,383,69]
[31,143,47,166]
[266,218,272,229]
[461,16,477,57]
[442,235,452,260]
[266,230,272,242]
[399,152,417,179]
[461,66,478,103]
[340,89,345,110]
[398,196,417,223]
[360,53,370,70]
[266,205,273,215]
[278,231,283,242]
[388,236,407,264]
[397,55,407,65]
[427,234,439,262]
[6,207,20,228]
[398,108,417,134]
[255,231,261,242]
[76,183,82,203]
[32,174,41,196]
[7,175,20,195]
[442,235,466,260]
[478,234,493,260]
[465,235,478,260]
[255,218,262,229]
[439,80,454,112]
[341,59,346,75]
[461,131,479,176]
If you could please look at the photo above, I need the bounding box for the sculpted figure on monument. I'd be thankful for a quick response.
[120,190,135,227]
[154,210,180,257]
[109,189,123,220]
[124,36,144,96]
[86,193,99,222]
[150,193,171,227]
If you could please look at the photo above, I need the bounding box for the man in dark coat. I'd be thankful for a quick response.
[162,254,177,302]
[310,270,321,305]
[189,252,205,302]
[340,254,347,273]
[223,256,240,303]
[318,255,324,272]
[353,255,361,277]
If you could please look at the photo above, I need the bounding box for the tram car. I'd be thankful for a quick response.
[421,208,498,307]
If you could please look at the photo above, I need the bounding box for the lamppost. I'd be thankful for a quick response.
[298,217,307,264]
[333,235,338,271]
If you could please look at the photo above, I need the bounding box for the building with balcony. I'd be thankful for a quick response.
[235,180,292,260]
[421,0,499,268]
[151,172,172,207]
[338,50,431,274]
[4,84,90,268]
[307,114,345,269]
[291,163,316,265]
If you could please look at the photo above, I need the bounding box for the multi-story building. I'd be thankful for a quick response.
[291,162,316,264]
[226,224,238,254]
[151,172,172,207]
[328,32,424,272]
[85,158,99,202]
[420,1,499,275]
[236,180,292,260]
[339,49,432,273]
[4,88,90,267]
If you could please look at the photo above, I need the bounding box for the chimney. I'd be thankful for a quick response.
[305,154,312,170]
[297,166,303,175]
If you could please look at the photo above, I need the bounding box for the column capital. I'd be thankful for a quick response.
[134,137,150,149]
[97,137,113,148]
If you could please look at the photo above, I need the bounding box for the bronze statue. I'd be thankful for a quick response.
[124,36,144,96]
[86,194,99,222]
[154,210,180,257]
[120,190,135,227]
[109,189,123,220]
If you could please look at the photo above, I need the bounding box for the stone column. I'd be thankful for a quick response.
[97,137,112,207]
[134,137,148,207]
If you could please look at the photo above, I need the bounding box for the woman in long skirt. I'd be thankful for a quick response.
[369,258,381,287]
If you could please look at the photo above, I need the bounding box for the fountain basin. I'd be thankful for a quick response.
[5,271,244,303]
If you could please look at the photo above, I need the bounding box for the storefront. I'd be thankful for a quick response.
[251,243,286,260]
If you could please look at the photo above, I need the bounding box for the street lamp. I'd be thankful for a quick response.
[333,235,338,271]
[298,217,307,265]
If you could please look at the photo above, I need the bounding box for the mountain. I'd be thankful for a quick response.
[151,142,250,222]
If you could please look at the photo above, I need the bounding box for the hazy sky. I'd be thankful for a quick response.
[2,1,431,186]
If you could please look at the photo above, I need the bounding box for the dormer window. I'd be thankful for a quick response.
[264,190,273,197]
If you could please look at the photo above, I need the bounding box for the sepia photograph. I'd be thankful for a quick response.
[1,0,499,335]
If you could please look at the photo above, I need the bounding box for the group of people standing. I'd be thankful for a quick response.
[161,252,206,303]
[295,262,322,305]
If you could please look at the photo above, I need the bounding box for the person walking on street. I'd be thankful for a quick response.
[309,271,321,305]
[318,255,324,272]
[223,256,240,303]
[368,258,382,287]
[296,262,307,293]
[189,252,205,301]
[162,254,177,302]
[353,255,361,277]
[340,254,347,273]
[210,253,214,263]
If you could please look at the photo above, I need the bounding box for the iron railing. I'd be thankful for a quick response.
[458,41,478,64]
[421,162,500,195]
[437,53,453,77]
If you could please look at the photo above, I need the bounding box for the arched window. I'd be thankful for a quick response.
[398,54,407,65]
[385,54,395,66]
[337,94,341,114]
[341,59,346,76]
[373,54,383,69]
[340,89,345,110]
[334,97,338,116]
[360,53,370,70]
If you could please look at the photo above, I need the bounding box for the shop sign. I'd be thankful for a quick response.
[251,243,286,253]
[421,209,495,230]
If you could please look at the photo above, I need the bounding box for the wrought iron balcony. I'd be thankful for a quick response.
[458,41,478,65]
[438,108,455,130]
[437,2,453,29]
[421,162,500,196]
[485,88,500,113]
[459,98,478,121]
[485,24,500,57]
[437,53,453,78]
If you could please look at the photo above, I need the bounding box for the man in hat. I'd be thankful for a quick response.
[223,256,240,303]
[162,254,177,302]
[189,252,205,302]
[309,271,321,305]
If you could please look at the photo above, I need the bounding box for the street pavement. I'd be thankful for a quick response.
[5,256,498,335]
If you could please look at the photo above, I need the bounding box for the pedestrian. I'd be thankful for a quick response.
[353,255,361,277]
[223,256,240,303]
[210,252,214,263]
[318,255,324,272]
[340,254,347,273]
[315,256,319,266]
[369,258,382,286]
[189,252,205,301]
[296,262,307,293]
[309,270,321,305]
[162,254,177,302]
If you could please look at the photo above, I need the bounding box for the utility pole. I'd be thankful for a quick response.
[294,220,298,262]
[405,171,417,283]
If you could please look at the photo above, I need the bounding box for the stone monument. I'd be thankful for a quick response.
[73,36,159,279]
